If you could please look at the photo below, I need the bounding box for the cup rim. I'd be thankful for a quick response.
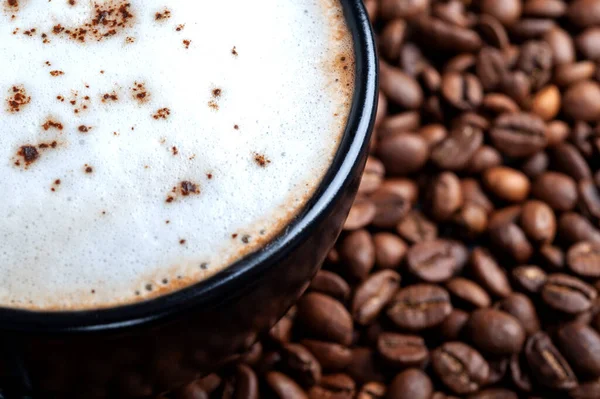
[0,0,378,333]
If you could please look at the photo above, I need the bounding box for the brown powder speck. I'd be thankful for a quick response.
[84,165,93,173]
[55,179,61,185]
[56,95,65,102]
[6,0,18,8]
[78,125,90,133]
[155,8,171,20]
[50,70,64,77]
[100,70,105,74]
[242,235,251,244]
[175,24,184,31]
[125,36,135,43]
[171,146,178,156]
[208,100,219,110]
[152,107,170,120]
[183,39,191,49]
[180,181,199,196]
[212,88,222,98]
[231,46,238,56]
[42,119,64,131]
[179,239,186,245]
[166,196,174,203]
[253,153,271,167]
[234,125,239,130]
[45,61,51,66]
[131,82,150,104]
[16,145,39,166]
[68,0,77,6]
[7,85,31,113]
[102,92,119,103]
[165,220,170,224]
[231,234,238,239]
[206,173,213,179]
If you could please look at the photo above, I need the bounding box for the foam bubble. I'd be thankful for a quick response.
[0,0,354,310]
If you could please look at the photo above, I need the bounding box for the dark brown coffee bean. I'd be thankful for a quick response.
[496,294,540,337]
[554,61,597,87]
[308,374,355,399]
[387,369,433,399]
[559,212,600,244]
[431,342,489,394]
[282,344,322,387]
[387,284,453,331]
[414,17,482,53]
[376,333,429,369]
[476,48,507,91]
[380,19,407,62]
[466,309,526,355]
[377,133,429,175]
[543,27,574,65]
[579,179,600,221]
[488,207,522,231]
[539,244,565,270]
[484,166,530,202]
[407,240,467,283]
[552,143,592,181]
[380,178,419,205]
[469,248,512,298]
[344,198,376,231]
[379,0,429,20]
[563,80,600,122]
[380,63,424,110]
[467,388,517,399]
[225,364,258,399]
[500,71,531,106]
[358,157,385,195]
[346,348,384,384]
[399,42,426,77]
[373,233,407,269]
[437,309,469,341]
[481,0,522,25]
[467,146,503,174]
[296,293,353,345]
[486,357,510,385]
[577,27,600,61]
[339,230,375,280]
[431,123,483,171]
[441,72,483,111]
[270,309,295,344]
[531,85,561,121]
[174,382,208,399]
[541,273,597,314]
[428,172,463,221]
[310,271,350,302]
[397,210,438,244]
[482,93,520,115]
[352,270,401,325]
[490,113,547,158]
[519,200,556,245]
[301,340,352,372]
[266,372,308,399]
[557,323,600,378]
[419,124,447,148]
[567,241,600,278]
[489,223,534,264]
[532,172,578,211]
[370,188,411,228]
[512,265,547,294]
[446,277,491,309]
[517,41,553,90]
[379,113,421,140]
[452,203,488,237]
[477,15,510,49]
[520,152,548,179]
[525,332,578,390]
[432,0,470,28]
[357,382,385,399]
[461,179,494,213]
[571,379,600,399]
[568,0,600,27]
[511,18,556,40]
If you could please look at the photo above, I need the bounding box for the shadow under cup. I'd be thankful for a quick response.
[0,0,377,397]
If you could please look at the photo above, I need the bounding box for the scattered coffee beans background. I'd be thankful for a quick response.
[169,0,600,398]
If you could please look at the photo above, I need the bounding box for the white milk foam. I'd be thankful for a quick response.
[0,0,354,310]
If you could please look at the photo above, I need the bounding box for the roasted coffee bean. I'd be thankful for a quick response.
[370,188,411,228]
[419,124,447,148]
[270,308,295,344]
[380,178,419,205]
[432,0,470,28]
[489,223,533,264]
[541,273,597,314]
[441,72,483,111]
[431,123,483,171]
[387,369,433,399]
[476,47,507,91]
[377,133,429,175]
[357,382,385,399]
[379,113,421,140]
[380,63,424,110]
[352,270,401,325]
[266,372,307,399]
[516,41,553,90]
[509,353,534,393]
[415,17,482,53]
[344,198,376,231]
[579,179,600,221]
[224,365,258,399]
[559,212,600,244]
[481,0,522,25]
[296,293,353,345]
[467,388,517,399]
[379,19,407,62]
[484,167,530,203]
[396,211,438,244]
[358,157,385,195]
[376,333,429,369]
[520,152,548,179]
[446,277,491,309]
[431,342,489,394]
[490,113,547,158]
[301,340,351,373]
[577,27,600,61]
[373,233,407,269]
[519,200,556,244]
[452,203,488,237]
[554,61,597,87]
[488,205,522,229]
[568,0,600,27]
[539,244,565,270]
[531,84,561,121]
[570,378,600,399]
[428,172,463,221]
[387,284,453,331]
[562,80,600,121]
[543,27,574,65]
[174,382,208,399]
[469,248,511,298]
[482,93,520,115]
[497,293,540,336]
[525,332,577,390]
[512,265,547,294]
[437,309,470,341]
[486,357,509,385]
[467,145,503,174]
[346,348,384,384]
[281,344,322,387]
[532,172,578,211]
[567,241,600,278]
[406,240,467,283]
[379,0,429,20]
[466,309,526,355]
[308,374,355,399]
[339,230,375,280]
[557,322,600,378]
[461,179,494,213]
[551,143,592,181]
[477,15,510,49]
[500,71,531,106]
[310,271,350,302]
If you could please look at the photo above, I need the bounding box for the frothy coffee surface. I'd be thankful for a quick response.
[0,0,354,310]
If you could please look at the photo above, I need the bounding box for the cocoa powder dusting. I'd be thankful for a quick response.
[152,107,170,120]
[6,85,30,113]
[155,8,170,21]
[253,153,271,167]
[131,82,150,104]
[42,119,64,131]
[49,70,64,77]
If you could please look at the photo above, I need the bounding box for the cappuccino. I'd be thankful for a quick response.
[0,0,354,310]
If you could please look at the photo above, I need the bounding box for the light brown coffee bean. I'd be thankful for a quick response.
[469,247,512,298]
[407,239,468,283]
[419,124,447,148]
[380,178,419,205]
[543,27,575,65]
[380,19,407,62]
[559,212,600,244]
[441,72,483,111]
[489,113,547,158]
[467,146,503,174]
[379,0,430,20]
[532,172,578,211]
[301,340,352,372]
[352,270,401,325]
[377,133,429,175]
[521,152,548,179]
[446,277,491,309]
[554,61,596,87]
[357,382,386,399]
[568,0,600,27]
[562,80,600,122]
[519,200,556,244]
[531,85,560,121]
[339,230,375,280]
[567,241,600,278]
[488,205,522,230]
[309,271,350,302]
[551,142,592,181]
[484,166,530,202]
[358,157,385,195]
[373,233,407,269]
[378,112,421,140]
[266,372,308,399]
[282,344,322,387]
[461,179,494,213]
[380,63,424,110]
[344,198,376,231]
[431,123,483,171]
[428,172,463,221]
[512,265,547,294]
[296,293,353,345]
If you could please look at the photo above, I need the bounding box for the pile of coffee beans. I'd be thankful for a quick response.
[169,0,600,398]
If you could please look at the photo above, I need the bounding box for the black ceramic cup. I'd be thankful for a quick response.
[0,1,377,397]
